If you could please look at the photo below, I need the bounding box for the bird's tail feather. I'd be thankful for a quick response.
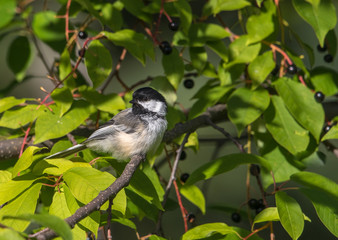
[45,144,87,159]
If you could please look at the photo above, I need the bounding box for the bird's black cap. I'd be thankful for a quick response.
[131,87,166,103]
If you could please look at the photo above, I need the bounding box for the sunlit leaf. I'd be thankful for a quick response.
[276,191,304,240]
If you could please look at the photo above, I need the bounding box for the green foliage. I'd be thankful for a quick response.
[0,0,337,239]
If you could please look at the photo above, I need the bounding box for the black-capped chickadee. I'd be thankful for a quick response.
[45,87,168,160]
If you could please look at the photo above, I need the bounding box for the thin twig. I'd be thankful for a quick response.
[156,132,191,234]
[206,118,245,153]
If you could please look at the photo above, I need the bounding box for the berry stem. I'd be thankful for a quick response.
[298,75,307,87]
[268,43,293,65]
[163,10,172,23]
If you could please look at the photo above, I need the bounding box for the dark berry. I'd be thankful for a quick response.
[256,206,265,214]
[314,91,325,103]
[231,212,241,223]
[324,54,333,63]
[179,151,187,160]
[180,173,189,183]
[78,48,86,57]
[187,213,196,223]
[159,41,172,55]
[271,65,280,76]
[287,64,297,74]
[323,124,332,133]
[78,31,88,39]
[248,198,259,210]
[250,164,260,176]
[169,21,179,31]
[317,44,327,52]
[183,79,194,89]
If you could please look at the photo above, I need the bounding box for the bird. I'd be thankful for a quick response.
[45,87,168,161]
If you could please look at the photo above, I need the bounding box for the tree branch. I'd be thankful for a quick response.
[31,154,144,240]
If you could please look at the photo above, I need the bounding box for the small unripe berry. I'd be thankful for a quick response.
[314,91,325,103]
[78,31,88,39]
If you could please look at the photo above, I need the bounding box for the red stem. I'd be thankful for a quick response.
[173,180,188,232]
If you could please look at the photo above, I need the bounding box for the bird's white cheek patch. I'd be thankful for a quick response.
[142,100,166,115]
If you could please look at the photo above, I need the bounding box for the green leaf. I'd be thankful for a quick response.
[182,222,236,240]
[0,170,12,183]
[51,87,73,117]
[227,87,270,136]
[63,167,126,214]
[33,159,91,176]
[173,0,192,34]
[229,36,261,65]
[248,51,276,89]
[252,119,302,189]
[322,124,338,141]
[103,30,155,65]
[63,185,100,237]
[292,0,336,46]
[101,3,123,31]
[111,217,137,230]
[148,235,168,240]
[0,0,16,29]
[149,76,177,106]
[59,48,75,88]
[206,40,229,62]
[34,100,94,143]
[275,191,304,240]
[310,67,338,96]
[274,78,325,141]
[188,23,230,47]
[32,11,66,53]
[300,188,338,238]
[109,160,163,210]
[79,87,125,114]
[218,63,245,86]
[189,47,207,72]
[120,0,152,23]
[7,36,34,81]
[11,146,41,177]
[162,48,184,89]
[253,207,310,230]
[0,175,36,205]
[189,83,233,119]
[246,0,276,44]
[5,213,73,240]
[180,183,206,214]
[0,183,42,231]
[85,39,113,88]
[49,189,86,239]
[264,96,310,155]
[0,228,25,240]
[0,104,44,129]
[74,0,105,23]
[0,96,26,113]
[185,153,270,186]
[291,171,338,199]
[202,0,251,17]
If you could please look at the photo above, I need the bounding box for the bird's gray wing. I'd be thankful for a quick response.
[84,108,145,142]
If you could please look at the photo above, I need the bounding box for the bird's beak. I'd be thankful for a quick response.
[129,99,135,104]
